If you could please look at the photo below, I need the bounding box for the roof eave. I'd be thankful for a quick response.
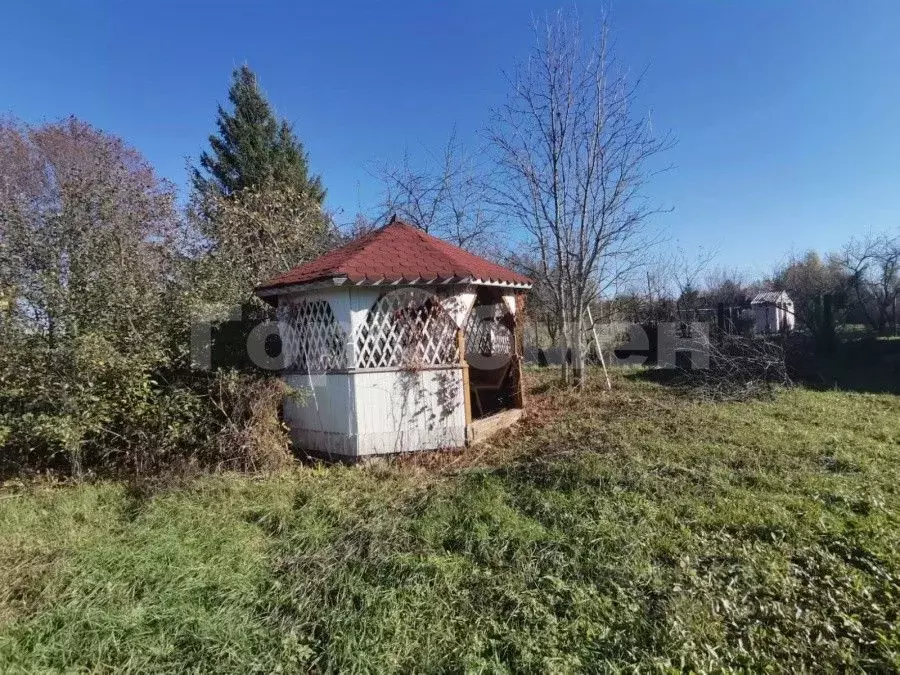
[254,276,349,301]
[255,275,532,299]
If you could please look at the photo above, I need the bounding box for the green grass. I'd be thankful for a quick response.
[1,370,898,672]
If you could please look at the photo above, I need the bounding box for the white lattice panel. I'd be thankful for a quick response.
[354,289,459,369]
[279,299,347,373]
[465,303,514,358]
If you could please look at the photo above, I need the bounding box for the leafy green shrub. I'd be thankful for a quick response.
[200,369,294,473]
[0,118,301,479]
[0,332,292,477]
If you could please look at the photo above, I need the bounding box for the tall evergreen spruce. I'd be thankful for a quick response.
[193,65,325,203]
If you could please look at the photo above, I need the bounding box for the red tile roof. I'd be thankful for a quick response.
[256,220,532,291]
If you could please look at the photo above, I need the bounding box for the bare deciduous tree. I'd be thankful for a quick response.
[508,253,562,347]
[843,232,900,333]
[375,130,498,252]
[670,245,717,317]
[704,267,752,307]
[489,11,671,386]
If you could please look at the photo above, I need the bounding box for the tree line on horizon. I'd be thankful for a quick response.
[525,240,899,344]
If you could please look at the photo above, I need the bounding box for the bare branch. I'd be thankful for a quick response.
[488,9,673,385]
[373,130,499,252]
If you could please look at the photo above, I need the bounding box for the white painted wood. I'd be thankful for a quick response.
[257,277,349,300]
[501,293,517,316]
[278,288,356,456]
[282,373,354,435]
[349,287,382,331]
[754,302,795,333]
[348,286,382,367]
[278,287,354,366]
[442,288,476,327]
[272,283,515,457]
[783,301,796,330]
[751,291,795,334]
[352,368,466,455]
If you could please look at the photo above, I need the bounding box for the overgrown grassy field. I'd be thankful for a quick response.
[1,369,898,672]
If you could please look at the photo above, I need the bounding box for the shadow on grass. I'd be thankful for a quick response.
[619,367,776,401]
[791,336,900,396]
[621,336,900,397]
[623,368,681,387]
[528,379,563,396]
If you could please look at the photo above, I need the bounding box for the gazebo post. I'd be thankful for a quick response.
[457,328,473,440]
[513,294,527,409]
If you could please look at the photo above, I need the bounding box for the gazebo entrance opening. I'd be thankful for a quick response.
[464,286,522,420]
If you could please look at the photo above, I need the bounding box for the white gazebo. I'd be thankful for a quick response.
[751,291,795,333]
[255,219,532,458]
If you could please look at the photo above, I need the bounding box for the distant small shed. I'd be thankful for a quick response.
[751,291,795,333]
[255,219,532,458]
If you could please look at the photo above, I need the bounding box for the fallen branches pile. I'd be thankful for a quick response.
[674,332,790,401]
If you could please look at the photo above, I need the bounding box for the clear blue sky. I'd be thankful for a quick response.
[3,0,899,278]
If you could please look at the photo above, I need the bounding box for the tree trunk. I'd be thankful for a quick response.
[572,309,585,389]
[559,318,571,385]
[546,320,557,348]
[894,296,898,336]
